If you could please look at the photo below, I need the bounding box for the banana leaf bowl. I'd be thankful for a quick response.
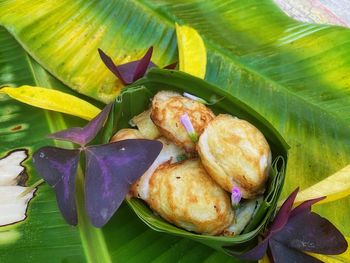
[106,68,289,257]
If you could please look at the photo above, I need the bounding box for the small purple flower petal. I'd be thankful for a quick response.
[231,186,242,208]
[180,113,198,143]
[183,92,208,104]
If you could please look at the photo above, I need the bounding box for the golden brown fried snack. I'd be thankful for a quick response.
[151,91,215,152]
[130,110,161,139]
[148,159,234,235]
[197,114,271,199]
[110,128,144,142]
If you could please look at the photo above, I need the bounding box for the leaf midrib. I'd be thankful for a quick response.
[133,0,350,131]
[2,0,347,131]
[25,54,112,263]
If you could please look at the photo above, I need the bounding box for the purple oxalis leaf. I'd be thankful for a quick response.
[84,139,163,227]
[133,46,153,81]
[290,196,326,218]
[238,238,270,261]
[269,239,322,263]
[272,211,348,255]
[269,187,299,233]
[98,48,127,85]
[238,188,300,260]
[163,61,178,70]
[33,146,80,225]
[239,187,348,262]
[48,103,112,146]
[98,46,175,85]
[98,47,156,85]
[117,60,156,84]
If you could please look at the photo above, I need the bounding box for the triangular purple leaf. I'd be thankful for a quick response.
[272,211,348,255]
[238,188,347,262]
[290,196,326,218]
[84,139,163,227]
[117,61,156,84]
[270,187,299,233]
[98,47,156,85]
[133,46,153,81]
[33,146,80,225]
[269,239,322,263]
[49,103,112,146]
[238,237,270,260]
[98,48,127,85]
[163,61,178,70]
[238,188,299,260]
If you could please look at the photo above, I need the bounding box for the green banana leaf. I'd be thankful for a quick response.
[1,0,350,262]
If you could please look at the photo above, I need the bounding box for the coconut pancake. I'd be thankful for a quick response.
[197,114,271,199]
[151,91,215,153]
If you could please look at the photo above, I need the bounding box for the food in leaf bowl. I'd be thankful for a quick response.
[13,67,347,261]
[109,68,288,255]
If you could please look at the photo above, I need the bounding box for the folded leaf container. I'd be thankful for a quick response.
[111,68,288,257]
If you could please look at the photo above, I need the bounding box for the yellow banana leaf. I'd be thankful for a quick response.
[0,86,100,120]
[175,23,207,79]
[278,164,350,207]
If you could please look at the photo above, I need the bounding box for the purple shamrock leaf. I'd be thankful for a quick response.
[48,103,112,146]
[133,46,153,81]
[33,146,80,225]
[238,238,270,261]
[163,61,178,70]
[98,47,177,85]
[117,60,156,84]
[238,188,348,262]
[98,48,127,85]
[290,196,326,218]
[84,139,163,227]
[98,47,155,85]
[272,211,348,255]
[269,239,322,263]
[269,187,299,233]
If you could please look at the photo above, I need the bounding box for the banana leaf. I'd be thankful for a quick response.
[1,0,350,262]
[110,68,287,254]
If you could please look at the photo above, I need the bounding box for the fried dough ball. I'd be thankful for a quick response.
[197,114,271,199]
[130,110,161,139]
[110,129,185,200]
[151,91,215,152]
[110,128,144,142]
[148,159,234,235]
